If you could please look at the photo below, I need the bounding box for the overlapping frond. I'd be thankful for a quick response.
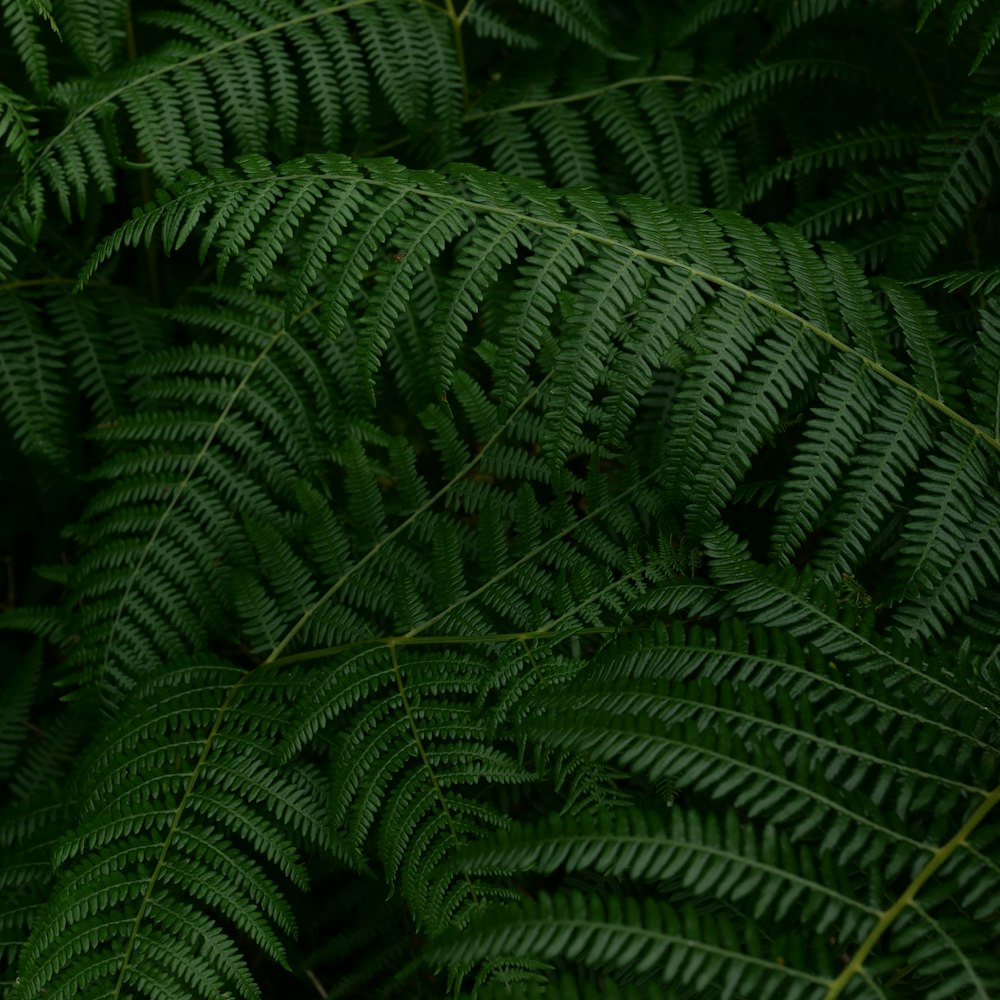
[1,0,55,92]
[0,283,163,469]
[0,650,93,993]
[10,660,338,1000]
[53,287,334,701]
[2,0,384,267]
[0,85,38,176]
[469,73,703,202]
[0,0,651,273]
[900,110,1000,277]
[6,1,1000,997]
[0,289,69,466]
[280,646,532,931]
[11,147,986,994]
[82,154,1000,455]
[426,611,1000,996]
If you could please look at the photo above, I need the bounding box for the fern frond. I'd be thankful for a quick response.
[4,0,387,252]
[53,0,126,72]
[78,156,1000,601]
[972,296,1000,438]
[0,85,38,175]
[909,265,1000,297]
[703,57,872,146]
[0,794,67,990]
[512,0,619,57]
[279,645,530,931]
[0,675,98,991]
[812,385,934,585]
[468,73,704,203]
[33,105,115,221]
[10,660,338,1000]
[433,889,832,999]
[890,431,1000,642]
[2,0,54,92]
[88,155,1000,451]
[919,0,1000,72]
[53,287,327,699]
[739,126,922,211]
[350,0,461,145]
[457,611,1000,998]
[448,804,875,941]
[787,167,906,248]
[543,246,650,468]
[0,645,41,785]
[465,3,543,49]
[900,111,1000,277]
[878,278,962,405]
[0,289,69,466]
[8,3,1000,998]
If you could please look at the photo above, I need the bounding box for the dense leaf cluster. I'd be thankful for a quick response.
[1,0,999,997]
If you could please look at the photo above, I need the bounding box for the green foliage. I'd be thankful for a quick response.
[2,1,1000,998]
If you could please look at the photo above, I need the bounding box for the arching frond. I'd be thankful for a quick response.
[11,660,339,1000]
[426,613,1000,997]
[5,1,1000,997]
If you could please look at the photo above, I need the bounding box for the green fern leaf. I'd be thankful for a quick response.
[10,660,339,1000]
[433,889,830,999]
[0,291,69,466]
[2,0,54,92]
